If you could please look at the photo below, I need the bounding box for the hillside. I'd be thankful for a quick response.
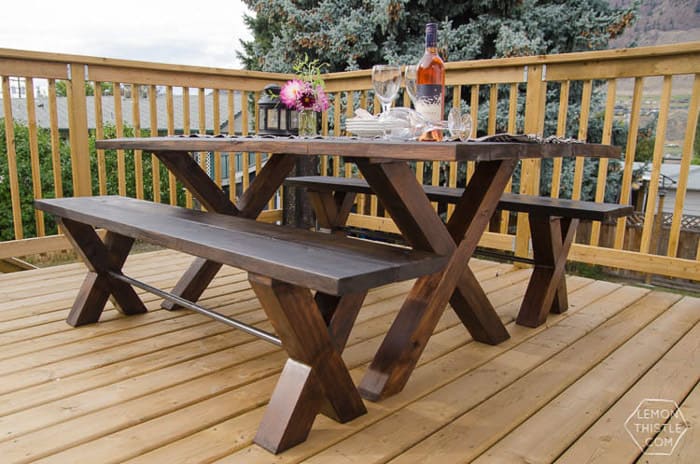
[609,0,700,48]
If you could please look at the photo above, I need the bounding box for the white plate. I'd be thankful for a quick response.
[346,121,382,128]
[348,128,384,137]
[345,118,409,137]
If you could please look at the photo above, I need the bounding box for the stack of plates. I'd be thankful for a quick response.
[345,118,408,138]
[345,118,385,137]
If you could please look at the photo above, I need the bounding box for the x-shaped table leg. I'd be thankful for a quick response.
[249,274,367,453]
[353,158,515,401]
[516,215,579,327]
[302,183,504,345]
[59,217,147,326]
[156,152,298,309]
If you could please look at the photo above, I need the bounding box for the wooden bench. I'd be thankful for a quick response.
[284,176,634,328]
[35,195,448,453]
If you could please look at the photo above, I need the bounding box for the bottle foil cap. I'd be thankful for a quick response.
[425,23,437,47]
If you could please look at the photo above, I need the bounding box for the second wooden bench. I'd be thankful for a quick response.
[284,175,634,328]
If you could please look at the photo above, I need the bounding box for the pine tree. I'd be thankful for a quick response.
[239,1,640,201]
[239,0,638,73]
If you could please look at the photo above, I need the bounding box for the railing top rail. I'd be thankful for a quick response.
[0,47,292,82]
[444,41,700,69]
[3,42,699,90]
[321,42,700,90]
[321,41,700,79]
[532,41,700,64]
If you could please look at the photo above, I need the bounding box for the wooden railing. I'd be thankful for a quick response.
[1,44,699,281]
[0,49,290,260]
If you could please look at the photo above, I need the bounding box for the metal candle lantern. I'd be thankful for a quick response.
[258,84,298,135]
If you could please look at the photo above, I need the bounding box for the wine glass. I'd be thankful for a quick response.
[404,65,418,107]
[372,65,401,115]
[447,107,472,141]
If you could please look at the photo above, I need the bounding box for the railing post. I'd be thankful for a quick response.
[1,76,23,240]
[67,63,92,197]
[514,64,546,262]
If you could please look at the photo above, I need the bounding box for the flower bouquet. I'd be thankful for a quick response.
[279,55,330,136]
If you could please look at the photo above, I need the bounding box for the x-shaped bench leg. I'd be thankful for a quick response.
[59,218,147,326]
[307,189,357,234]
[314,291,367,352]
[249,274,367,454]
[516,215,579,328]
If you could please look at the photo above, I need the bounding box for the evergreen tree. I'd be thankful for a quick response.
[239,0,638,73]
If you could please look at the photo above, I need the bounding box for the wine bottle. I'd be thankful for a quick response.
[416,22,445,141]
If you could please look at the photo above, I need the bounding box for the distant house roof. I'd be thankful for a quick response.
[0,92,244,134]
[633,162,700,192]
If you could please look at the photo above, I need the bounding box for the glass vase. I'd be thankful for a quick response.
[298,110,317,137]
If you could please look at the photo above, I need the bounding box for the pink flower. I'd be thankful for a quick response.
[297,84,317,110]
[313,86,330,112]
[280,79,305,110]
[280,79,330,112]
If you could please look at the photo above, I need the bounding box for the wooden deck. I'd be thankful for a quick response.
[0,249,697,463]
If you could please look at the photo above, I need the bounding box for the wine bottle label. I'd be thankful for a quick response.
[416,84,443,122]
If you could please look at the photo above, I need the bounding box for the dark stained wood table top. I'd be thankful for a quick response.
[95,135,621,162]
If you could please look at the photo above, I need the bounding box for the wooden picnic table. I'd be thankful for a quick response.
[94,134,620,449]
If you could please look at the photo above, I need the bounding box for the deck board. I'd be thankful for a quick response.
[0,249,696,463]
[295,283,646,464]
[642,380,699,464]
[473,296,699,464]
[557,318,700,464]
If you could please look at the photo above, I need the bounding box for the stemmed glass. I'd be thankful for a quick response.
[372,65,401,115]
[404,65,418,107]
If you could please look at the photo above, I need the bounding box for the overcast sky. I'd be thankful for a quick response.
[0,0,254,69]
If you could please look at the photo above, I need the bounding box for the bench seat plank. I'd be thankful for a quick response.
[284,176,633,221]
[35,196,447,296]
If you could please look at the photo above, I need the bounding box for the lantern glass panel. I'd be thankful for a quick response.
[267,108,279,129]
[280,110,287,130]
